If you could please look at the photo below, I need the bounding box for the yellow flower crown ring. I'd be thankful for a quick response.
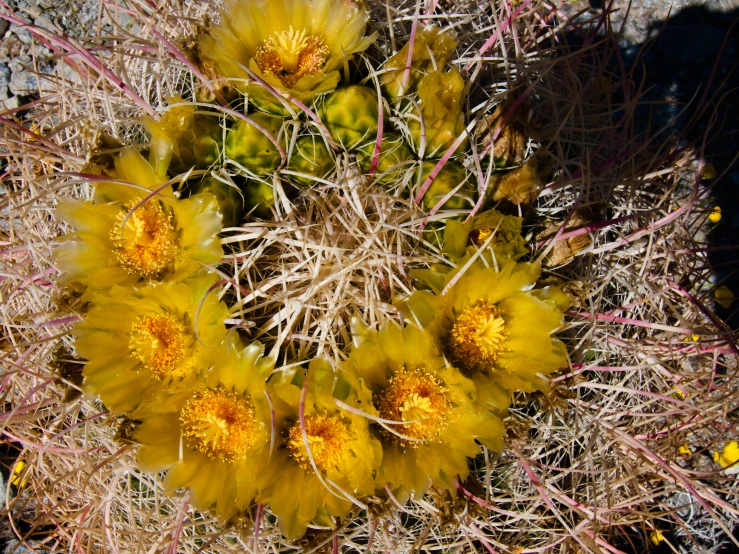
[449,303,508,372]
[376,367,451,445]
[180,389,262,461]
[255,26,330,88]
[287,413,351,473]
[129,314,194,380]
[110,201,178,278]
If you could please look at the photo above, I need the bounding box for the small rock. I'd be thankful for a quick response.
[0,63,9,100]
[0,33,26,62]
[1,96,19,110]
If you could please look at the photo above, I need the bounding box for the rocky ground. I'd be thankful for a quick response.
[0,0,99,109]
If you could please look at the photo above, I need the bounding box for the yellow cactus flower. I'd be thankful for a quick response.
[440,208,528,263]
[343,319,505,503]
[380,26,457,100]
[395,260,568,398]
[55,190,223,291]
[679,444,690,455]
[75,274,228,413]
[715,285,735,309]
[133,341,277,520]
[262,359,382,539]
[409,68,467,157]
[199,0,376,113]
[715,441,739,469]
[708,206,721,223]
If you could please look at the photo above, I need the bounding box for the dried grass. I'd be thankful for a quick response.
[1,0,738,553]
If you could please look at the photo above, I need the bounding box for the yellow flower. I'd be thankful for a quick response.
[262,359,382,538]
[344,320,504,503]
[395,260,568,399]
[199,0,376,113]
[715,441,739,469]
[133,341,277,520]
[380,26,457,100]
[439,208,528,264]
[55,189,223,291]
[708,206,721,223]
[75,274,228,413]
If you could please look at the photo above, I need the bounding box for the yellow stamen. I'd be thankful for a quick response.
[255,26,329,88]
[449,303,507,371]
[468,227,496,247]
[110,201,178,278]
[376,368,450,444]
[129,314,192,380]
[287,414,351,473]
[180,389,262,461]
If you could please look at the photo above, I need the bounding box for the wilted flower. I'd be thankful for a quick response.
[475,100,527,168]
[133,342,277,520]
[395,260,568,401]
[487,149,550,205]
[263,359,382,538]
[75,275,228,413]
[344,319,505,502]
[200,0,376,113]
[380,26,457,100]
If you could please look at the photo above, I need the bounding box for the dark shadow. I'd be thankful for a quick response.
[562,3,739,552]
[574,2,739,329]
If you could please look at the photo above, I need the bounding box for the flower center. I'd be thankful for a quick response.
[180,389,262,461]
[287,414,351,473]
[468,227,496,247]
[110,201,178,278]
[376,368,450,443]
[129,314,193,380]
[449,303,507,371]
[255,26,329,88]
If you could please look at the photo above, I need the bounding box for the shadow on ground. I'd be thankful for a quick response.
[563,2,739,553]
